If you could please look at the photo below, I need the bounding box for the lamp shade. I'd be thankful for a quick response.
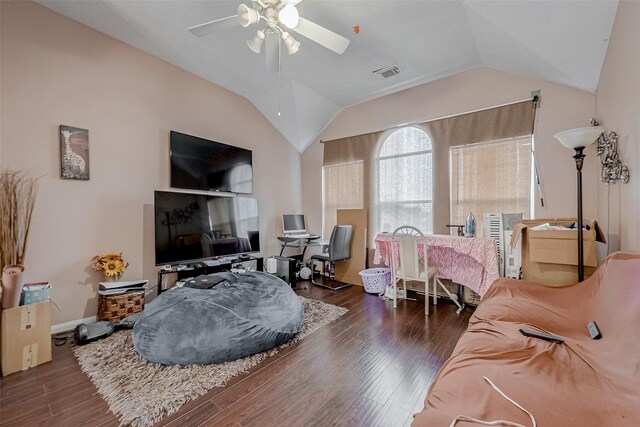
[238,4,260,28]
[554,126,604,149]
[279,4,300,29]
[282,32,300,55]
[247,30,265,53]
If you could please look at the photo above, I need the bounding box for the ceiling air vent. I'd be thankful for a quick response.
[373,65,400,79]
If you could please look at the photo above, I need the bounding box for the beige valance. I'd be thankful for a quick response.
[322,99,535,236]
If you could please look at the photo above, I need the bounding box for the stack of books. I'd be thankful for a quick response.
[98,280,149,296]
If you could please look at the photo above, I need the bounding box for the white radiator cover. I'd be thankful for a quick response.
[483,213,523,278]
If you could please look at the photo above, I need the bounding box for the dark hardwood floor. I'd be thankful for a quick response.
[0,283,473,427]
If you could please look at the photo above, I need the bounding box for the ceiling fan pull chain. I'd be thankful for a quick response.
[278,35,282,117]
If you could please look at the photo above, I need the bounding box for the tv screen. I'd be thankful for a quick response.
[170,131,253,194]
[154,190,260,265]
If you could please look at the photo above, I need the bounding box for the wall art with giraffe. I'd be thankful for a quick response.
[59,125,90,180]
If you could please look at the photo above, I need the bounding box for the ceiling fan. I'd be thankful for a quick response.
[188,0,350,72]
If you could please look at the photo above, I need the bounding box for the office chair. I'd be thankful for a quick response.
[200,233,213,258]
[310,225,353,290]
[247,230,260,251]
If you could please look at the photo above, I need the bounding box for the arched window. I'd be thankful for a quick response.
[229,164,253,194]
[375,126,433,234]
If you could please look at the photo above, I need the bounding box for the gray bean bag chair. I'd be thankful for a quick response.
[132,271,304,365]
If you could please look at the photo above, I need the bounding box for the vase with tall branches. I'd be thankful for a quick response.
[0,170,39,301]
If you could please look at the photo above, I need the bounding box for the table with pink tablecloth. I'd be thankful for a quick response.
[373,233,500,297]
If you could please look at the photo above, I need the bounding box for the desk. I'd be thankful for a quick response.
[373,233,499,297]
[277,235,322,258]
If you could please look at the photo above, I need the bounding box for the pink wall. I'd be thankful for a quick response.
[596,0,640,252]
[302,67,598,237]
[0,2,302,325]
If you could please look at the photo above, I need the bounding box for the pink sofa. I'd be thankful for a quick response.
[413,252,640,426]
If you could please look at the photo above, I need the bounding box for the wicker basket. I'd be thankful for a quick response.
[98,291,145,322]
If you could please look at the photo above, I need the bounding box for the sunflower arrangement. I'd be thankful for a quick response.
[92,252,129,281]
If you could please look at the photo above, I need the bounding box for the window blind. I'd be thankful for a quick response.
[450,136,532,234]
[322,161,364,238]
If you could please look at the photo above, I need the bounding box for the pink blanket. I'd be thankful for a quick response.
[413,252,640,426]
[374,233,499,296]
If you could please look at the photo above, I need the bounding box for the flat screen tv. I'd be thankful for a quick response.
[170,131,253,194]
[154,190,260,265]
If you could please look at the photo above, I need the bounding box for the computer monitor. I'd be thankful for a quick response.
[282,214,306,234]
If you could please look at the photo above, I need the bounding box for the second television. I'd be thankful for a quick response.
[154,190,260,265]
[170,131,253,194]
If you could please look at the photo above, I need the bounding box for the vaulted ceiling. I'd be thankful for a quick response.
[37,0,618,152]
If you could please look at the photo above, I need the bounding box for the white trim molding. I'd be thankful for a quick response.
[51,315,97,334]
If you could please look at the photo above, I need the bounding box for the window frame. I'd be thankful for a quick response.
[373,125,434,239]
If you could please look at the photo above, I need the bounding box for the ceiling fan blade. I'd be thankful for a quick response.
[188,15,238,37]
[265,31,280,74]
[292,17,350,54]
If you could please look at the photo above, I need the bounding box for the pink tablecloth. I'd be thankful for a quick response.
[373,233,500,297]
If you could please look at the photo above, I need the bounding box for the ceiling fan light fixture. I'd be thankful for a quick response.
[282,32,300,55]
[190,0,351,63]
[238,3,260,27]
[278,4,299,29]
[247,29,266,53]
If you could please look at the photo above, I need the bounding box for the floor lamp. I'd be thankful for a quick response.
[554,126,603,282]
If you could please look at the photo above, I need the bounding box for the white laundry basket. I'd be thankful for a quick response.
[359,268,391,294]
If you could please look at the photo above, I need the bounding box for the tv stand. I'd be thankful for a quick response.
[157,255,263,295]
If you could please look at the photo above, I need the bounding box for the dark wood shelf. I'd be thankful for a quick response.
[157,256,263,294]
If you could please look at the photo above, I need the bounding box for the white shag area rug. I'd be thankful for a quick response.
[74,296,347,427]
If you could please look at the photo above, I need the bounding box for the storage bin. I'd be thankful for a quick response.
[1,301,52,376]
[20,282,51,306]
[98,291,145,321]
[510,218,606,286]
[359,268,391,294]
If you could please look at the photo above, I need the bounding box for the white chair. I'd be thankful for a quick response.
[391,226,464,315]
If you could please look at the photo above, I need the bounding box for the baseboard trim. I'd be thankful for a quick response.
[51,315,97,334]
